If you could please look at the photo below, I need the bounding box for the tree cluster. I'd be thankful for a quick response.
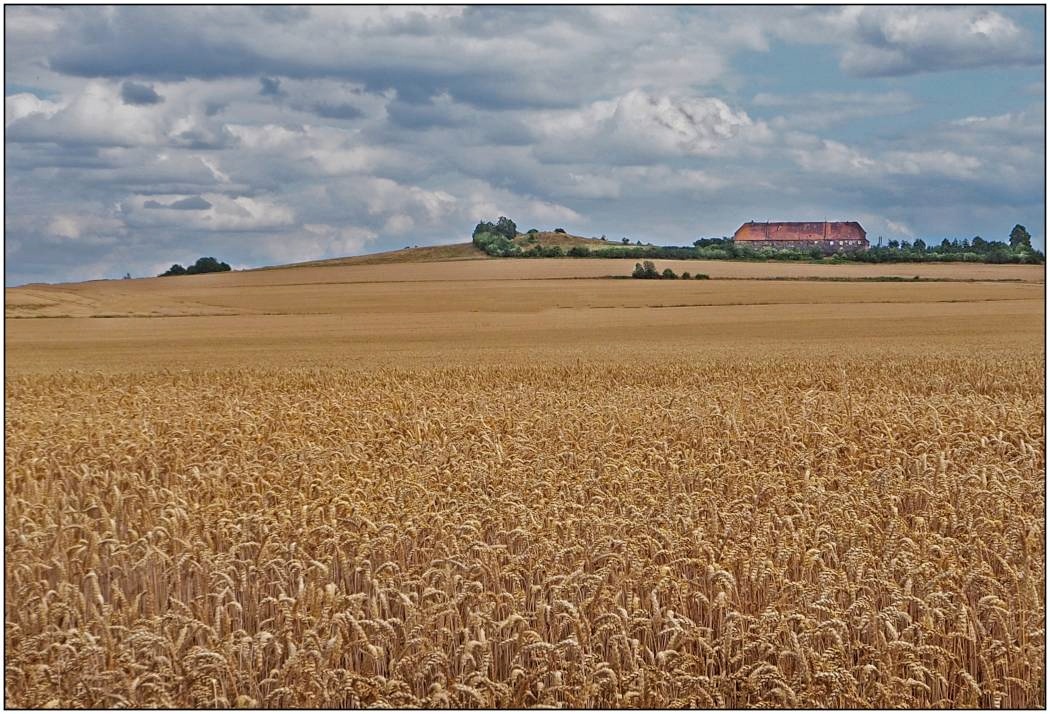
[159,257,232,277]
[472,216,521,257]
[852,226,1042,264]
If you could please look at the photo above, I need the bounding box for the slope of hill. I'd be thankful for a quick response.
[268,231,620,270]
[266,241,488,269]
[510,231,628,251]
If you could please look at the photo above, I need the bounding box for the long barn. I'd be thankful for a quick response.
[733,221,868,253]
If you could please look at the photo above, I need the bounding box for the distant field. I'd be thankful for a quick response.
[6,257,1043,321]
[267,253,1045,283]
[3,260,1044,372]
[5,253,1045,707]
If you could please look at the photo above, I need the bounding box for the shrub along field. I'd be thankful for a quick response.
[4,258,1045,707]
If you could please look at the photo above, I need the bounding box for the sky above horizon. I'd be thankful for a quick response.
[5,5,1046,285]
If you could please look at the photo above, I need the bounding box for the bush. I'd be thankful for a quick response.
[661,268,678,280]
[694,273,710,280]
[160,263,187,277]
[567,246,590,258]
[681,272,691,279]
[473,230,520,257]
[526,228,539,234]
[554,228,566,234]
[632,261,659,279]
[695,247,729,260]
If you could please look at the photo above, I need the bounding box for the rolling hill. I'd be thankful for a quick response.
[267,231,622,270]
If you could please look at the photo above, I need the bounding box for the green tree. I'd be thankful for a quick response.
[473,217,516,241]
[1010,224,1032,250]
[185,257,232,275]
[160,263,187,277]
[495,216,517,240]
[661,268,678,279]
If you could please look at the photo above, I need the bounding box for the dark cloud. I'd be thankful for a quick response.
[388,101,456,130]
[144,196,212,210]
[310,102,363,120]
[252,6,310,24]
[170,125,238,151]
[259,76,285,97]
[170,196,212,210]
[120,80,163,105]
[49,8,268,80]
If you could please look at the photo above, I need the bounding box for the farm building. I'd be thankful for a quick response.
[733,221,868,253]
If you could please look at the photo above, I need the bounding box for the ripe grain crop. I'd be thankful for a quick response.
[5,357,1044,707]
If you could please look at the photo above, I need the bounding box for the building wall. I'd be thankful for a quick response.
[741,239,869,254]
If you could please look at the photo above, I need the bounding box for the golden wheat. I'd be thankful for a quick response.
[4,356,1044,707]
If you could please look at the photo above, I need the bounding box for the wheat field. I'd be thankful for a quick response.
[4,262,1045,707]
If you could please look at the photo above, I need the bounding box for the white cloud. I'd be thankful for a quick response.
[789,138,981,181]
[358,178,457,221]
[383,214,415,235]
[950,107,1044,141]
[46,213,125,244]
[199,157,232,184]
[831,7,1040,77]
[533,89,770,163]
[5,93,64,126]
[7,82,166,146]
[883,219,915,239]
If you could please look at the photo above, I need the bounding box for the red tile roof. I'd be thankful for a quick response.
[733,221,867,242]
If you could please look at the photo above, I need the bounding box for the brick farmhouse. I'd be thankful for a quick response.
[733,221,869,254]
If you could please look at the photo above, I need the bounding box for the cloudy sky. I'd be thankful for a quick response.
[5,5,1045,285]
